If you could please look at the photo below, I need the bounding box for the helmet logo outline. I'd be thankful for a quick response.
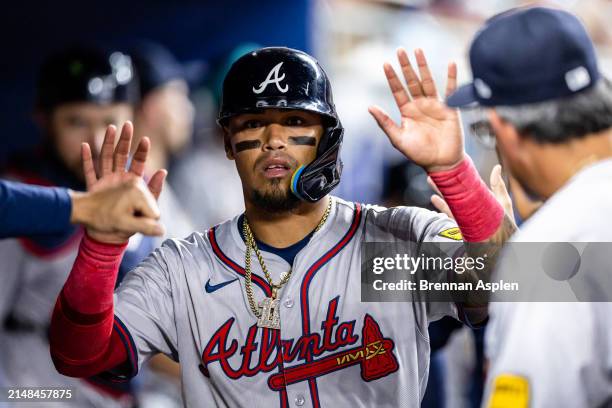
[252,62,289,94]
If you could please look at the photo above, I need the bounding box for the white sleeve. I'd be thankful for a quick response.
[484,302,612,407]
[364,205,461,324]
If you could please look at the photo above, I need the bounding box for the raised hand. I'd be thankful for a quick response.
[369,48,464,172]
[79,122,167,244]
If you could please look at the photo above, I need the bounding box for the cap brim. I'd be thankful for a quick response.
[446,83,479,108]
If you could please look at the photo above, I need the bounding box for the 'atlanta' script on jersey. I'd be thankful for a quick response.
[200,296,399,390]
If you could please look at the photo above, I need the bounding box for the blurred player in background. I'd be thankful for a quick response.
[130,39,200,407]
[130,41,196,176]
[121,41,195,273]
[0,45,147,407]
[447,7,612,407]
[169,44,256,230]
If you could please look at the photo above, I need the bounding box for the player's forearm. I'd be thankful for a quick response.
[429,156,516,313]
[49,233,128,376]
[61,233,126,313]
[428,156,510,242]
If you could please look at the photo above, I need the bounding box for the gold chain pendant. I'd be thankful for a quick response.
[257,288,281,329]
[243,198,332,330]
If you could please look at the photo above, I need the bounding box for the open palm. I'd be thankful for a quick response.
[369,48,464,172]
[82,122,167,243]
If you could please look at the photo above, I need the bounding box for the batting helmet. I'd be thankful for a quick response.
[37,46,139,111]
[218,47,343,203]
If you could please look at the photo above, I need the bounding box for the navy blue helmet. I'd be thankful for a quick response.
[218,47,343,203]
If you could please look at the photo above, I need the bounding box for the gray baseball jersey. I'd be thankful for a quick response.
[484,159,612,408]
[112,196,465,407]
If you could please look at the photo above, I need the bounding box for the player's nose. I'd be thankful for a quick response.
[262,123,288,151]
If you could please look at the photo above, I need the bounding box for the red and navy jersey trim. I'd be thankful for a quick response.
[18,228,83,258]
[89,314,139,388]
[111,315,139,380]
[299,203,363,408]
[208,227,273,297]
[209,227,289,405]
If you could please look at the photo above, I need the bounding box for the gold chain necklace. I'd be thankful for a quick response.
[243,197,332,329]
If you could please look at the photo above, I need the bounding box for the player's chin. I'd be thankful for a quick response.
[259,179,291,198]
[256,172,292,188]
[251,182,300,212]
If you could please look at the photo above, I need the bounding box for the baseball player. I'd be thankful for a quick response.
[49,47,515,407]
[445,7,612,407]
[0,176,162,239]
[0,46,165,407]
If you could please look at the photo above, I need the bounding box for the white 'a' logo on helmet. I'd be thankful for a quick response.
[252,62,289,94]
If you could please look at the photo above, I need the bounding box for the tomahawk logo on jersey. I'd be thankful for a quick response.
[110,197,463,407]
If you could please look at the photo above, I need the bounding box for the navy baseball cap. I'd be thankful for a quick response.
[129,41,206,98]
[447,7,600,107]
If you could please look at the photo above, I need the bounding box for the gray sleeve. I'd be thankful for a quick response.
[113,240,180,371]
[364,205,461,324]
[364,205,460,244]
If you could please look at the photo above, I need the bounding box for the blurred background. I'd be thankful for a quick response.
[2,0,611,217]
[0,0,610,407]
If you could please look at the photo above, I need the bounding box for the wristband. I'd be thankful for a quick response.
[429,156,504,242]
[62,233,127,315]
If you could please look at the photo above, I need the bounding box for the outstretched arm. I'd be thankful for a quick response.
[0,180,72,238]
[50,122,166,377]
[370,49,516,319]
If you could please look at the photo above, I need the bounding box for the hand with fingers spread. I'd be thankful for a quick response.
[80,122,167,244]
[369,48,464,172]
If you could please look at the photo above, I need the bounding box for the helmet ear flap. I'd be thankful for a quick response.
[291,127,344,202]
[316,119,342,155]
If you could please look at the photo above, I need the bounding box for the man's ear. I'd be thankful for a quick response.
[223,129,235,160]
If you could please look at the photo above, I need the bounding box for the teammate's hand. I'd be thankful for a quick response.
[369,48,464,172]
[69,177,164,237]
[428,164,516,224]
[80,122,167,244]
